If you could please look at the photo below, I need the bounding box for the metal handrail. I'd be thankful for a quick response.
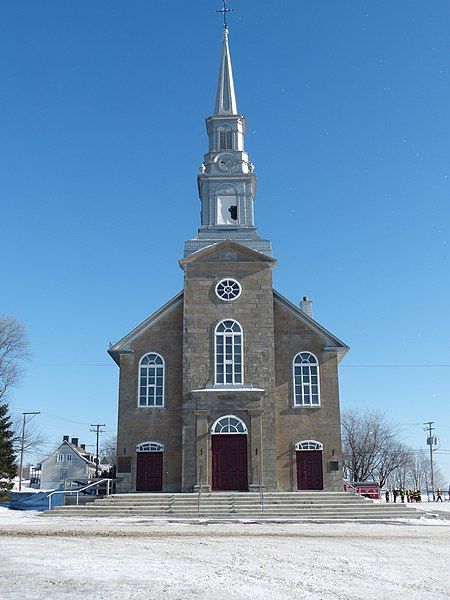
[47,478,113,510]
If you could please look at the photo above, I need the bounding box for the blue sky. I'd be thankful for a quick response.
[1,1,449,481]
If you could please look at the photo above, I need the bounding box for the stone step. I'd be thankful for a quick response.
[47,503,412,514]
[97,493,369,504]
[44,509,419,519]
[95,499,369,507]
[109,492,358,499]
[42,490,428,520]
[87,503,399,513]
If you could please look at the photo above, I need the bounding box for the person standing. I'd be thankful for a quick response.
[393,488,398,503]
[385,489,390,503]
[436,488,443,502]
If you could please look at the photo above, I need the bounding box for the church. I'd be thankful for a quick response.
[108,25,349,494]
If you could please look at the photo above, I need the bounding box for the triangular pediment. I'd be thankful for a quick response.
[180,240,276,268]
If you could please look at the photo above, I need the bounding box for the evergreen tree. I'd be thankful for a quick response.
[0,402,16,500]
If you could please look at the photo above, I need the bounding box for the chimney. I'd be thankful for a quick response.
[63,435,69,442]
[80,444,86,450]
[71,437,79,447]
[300,296,313,319]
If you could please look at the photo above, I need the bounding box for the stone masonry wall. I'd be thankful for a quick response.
[182,247,278,491]
[116,303,183,492]
[273,301,343,491]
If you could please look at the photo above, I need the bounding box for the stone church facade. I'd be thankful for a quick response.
[109,27,349,494]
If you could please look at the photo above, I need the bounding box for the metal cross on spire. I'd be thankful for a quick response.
[216,0,233,29]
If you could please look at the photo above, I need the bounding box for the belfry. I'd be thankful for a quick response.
[184,27,272,258]
[109,22,349,494]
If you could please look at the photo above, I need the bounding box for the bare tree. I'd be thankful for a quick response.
[405,452,445,490]
[376,442,410,488]
[12,415,48,457]
[0,316,30,401]
[100,434,117,467]
[342,408,408,485]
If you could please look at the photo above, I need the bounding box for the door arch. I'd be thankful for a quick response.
[295,440,323,491]
[136,441,164,492]
[211,416,248,491]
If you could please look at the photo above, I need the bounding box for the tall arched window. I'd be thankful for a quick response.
[215,320,243,385]
[218,125,233,150]
[293,352,320,406]
[139,353,164,407]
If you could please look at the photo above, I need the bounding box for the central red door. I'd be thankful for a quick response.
[212,435,248,491]
[136,452,163,492]
[296,451,323,490]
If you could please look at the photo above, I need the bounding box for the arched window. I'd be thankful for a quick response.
[218,125,233,150]
[216,184,238,225]
[136,442,164,453]
[215,320,243,385]
[293,351,320,406]
[139,353,165,407]
[211,415,248,434]
[295,440,323,451]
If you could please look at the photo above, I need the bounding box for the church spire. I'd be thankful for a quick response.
[215,27,238,116]
[183,20,272,258]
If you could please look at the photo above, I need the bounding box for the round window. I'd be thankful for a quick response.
[215,278,242,301]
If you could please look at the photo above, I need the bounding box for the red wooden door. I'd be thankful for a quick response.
[296,451,323,490]
[136,452,163,492]
[212,435,248,491]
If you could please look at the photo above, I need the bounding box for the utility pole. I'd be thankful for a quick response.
[90,423,105,478]
[18,411,41,491]
[424,421,436,501]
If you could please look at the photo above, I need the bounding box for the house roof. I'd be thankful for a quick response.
[41,440,96,467]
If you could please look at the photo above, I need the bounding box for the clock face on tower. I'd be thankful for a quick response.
[216,153,236,172]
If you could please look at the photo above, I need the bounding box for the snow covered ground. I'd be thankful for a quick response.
[0,508,449,600]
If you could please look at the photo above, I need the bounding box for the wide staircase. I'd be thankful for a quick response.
[43,491,427,520]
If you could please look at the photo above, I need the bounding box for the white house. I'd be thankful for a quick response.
[39,436,96,490]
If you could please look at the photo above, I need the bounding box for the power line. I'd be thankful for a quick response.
[340,364,450,368]
[28,362,450,369]
[40,411,92,427]
[34,363,115,368]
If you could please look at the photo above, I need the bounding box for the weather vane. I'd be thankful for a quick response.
[216,0,233,29]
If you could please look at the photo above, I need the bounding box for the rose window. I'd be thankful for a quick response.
[215,279,242,301]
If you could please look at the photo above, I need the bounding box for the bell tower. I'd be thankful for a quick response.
[184,27,272,257]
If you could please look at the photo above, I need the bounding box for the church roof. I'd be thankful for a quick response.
[273,290,349,361]
[108,286,348,366]
[108,292,183,365]
[215,27,238,116]
[180,240,276,267]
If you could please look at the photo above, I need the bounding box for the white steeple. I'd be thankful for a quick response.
[183,26,272,258]
[215,27,238,116]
